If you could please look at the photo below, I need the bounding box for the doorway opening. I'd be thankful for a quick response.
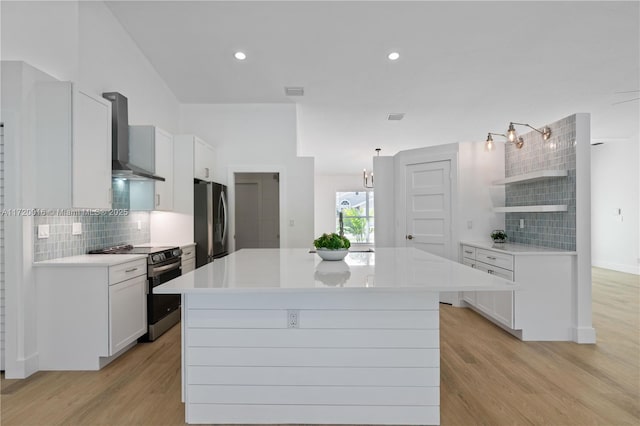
[234,173,280,249]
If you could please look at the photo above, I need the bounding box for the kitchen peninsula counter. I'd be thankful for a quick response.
[461,240,577,256]
[156,248,516,425]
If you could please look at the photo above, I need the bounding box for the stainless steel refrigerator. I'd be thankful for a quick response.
[194,179,229,267]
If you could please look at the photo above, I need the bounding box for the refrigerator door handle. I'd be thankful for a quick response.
[221,189,229,246]
[207,183,214,259]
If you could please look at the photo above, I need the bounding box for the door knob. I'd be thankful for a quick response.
[406,234,414,240]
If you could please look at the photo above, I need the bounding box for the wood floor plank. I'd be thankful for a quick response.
[2,267,639,425]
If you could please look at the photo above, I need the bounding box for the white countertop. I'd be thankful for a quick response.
[155,248,518,294]
[134,242,196,248]
[462,241,577,255]
[33,254,148,267]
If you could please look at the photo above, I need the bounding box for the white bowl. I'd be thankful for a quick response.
[316,248,348,261]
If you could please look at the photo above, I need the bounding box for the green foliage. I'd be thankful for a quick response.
[313,233,351,250]
[341,207,367,243]
[491,230,508,240]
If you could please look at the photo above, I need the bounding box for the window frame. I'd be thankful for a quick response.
[335,190,374,244]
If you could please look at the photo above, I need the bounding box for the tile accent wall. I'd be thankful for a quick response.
[33,179,150,261]
[505,115,576,250]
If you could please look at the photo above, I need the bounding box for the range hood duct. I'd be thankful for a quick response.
[102,92,165,182]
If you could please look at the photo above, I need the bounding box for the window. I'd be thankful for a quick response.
[336,191,374,244]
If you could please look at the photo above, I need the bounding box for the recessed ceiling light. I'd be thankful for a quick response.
[388,52,400,61]
[234,51,246,60]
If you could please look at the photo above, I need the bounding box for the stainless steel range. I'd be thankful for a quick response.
[89,244,182,340]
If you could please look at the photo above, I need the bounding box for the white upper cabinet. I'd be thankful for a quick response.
[194,137,216,182]
[154,128,174,211]
[129,126,174,211]
[173,134,215,214]
[34,82,112,209]
[74,89,113,209]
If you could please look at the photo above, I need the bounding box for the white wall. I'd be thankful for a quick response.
[1,1,180,133]
[373,156,395,247]
[180,104,314,249]
[591,139,640,274]
[314,174,363,237]
[1,0,181,377]
[458,141,505,242]
[0,1,79,82]
[78,1,180,133]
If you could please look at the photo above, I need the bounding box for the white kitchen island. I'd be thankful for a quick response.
[155,248,517,425]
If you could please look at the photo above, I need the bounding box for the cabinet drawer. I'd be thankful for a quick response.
[476,249,513,271]
[461,245,476,260]
[182,245,196,261]
[109,259,146,285]
[182,259,196,274]
[462,258,476,269]
[475,261,514,281]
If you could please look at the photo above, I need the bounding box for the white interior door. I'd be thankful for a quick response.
[405,160,452,257]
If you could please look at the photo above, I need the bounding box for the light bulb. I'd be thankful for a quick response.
[507,123,517,142]
[388,52,400,61]
[485,133,494,151]
[234,51,246,60]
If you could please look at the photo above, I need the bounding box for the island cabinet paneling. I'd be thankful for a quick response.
[187,366,440,386]
[182,290,440,425]
[187,308,439,329]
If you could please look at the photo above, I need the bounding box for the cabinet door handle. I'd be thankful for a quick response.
[487,256,497,260]
[464,250,473,254]
[488,269,494,274]
[125,267,138,273]
[156,194,160,207]
[406,234,414,240]
[184,251,192,255]
[205,167,210,178]
[471,264,476,268]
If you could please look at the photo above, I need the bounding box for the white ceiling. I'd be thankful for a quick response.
[106,1,640,175]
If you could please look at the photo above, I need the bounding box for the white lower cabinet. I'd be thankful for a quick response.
[460,243,576,341]
[109,274,147,355]
[181,243,197,274]
[35,257,147,370]
[460,258,476,305]
[461,245,514,329]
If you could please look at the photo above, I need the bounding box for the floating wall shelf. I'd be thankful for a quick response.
[494,205,568,213]
[493,170,568,185]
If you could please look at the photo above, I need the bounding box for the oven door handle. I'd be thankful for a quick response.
[149,260,181,277]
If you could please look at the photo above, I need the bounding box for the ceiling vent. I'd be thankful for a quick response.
[387,113,405,121]
[284,86,304,96]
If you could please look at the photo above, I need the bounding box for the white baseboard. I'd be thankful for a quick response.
[573,326,597,344]
[4,351,39,379]
[592,260,639,275]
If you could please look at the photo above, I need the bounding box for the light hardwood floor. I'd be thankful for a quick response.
[2,267,639,425]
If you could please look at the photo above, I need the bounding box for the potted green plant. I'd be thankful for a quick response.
[491,229,508,244]
[313,233,351,261]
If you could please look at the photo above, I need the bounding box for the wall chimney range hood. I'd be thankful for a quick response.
[102,92,165,181]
